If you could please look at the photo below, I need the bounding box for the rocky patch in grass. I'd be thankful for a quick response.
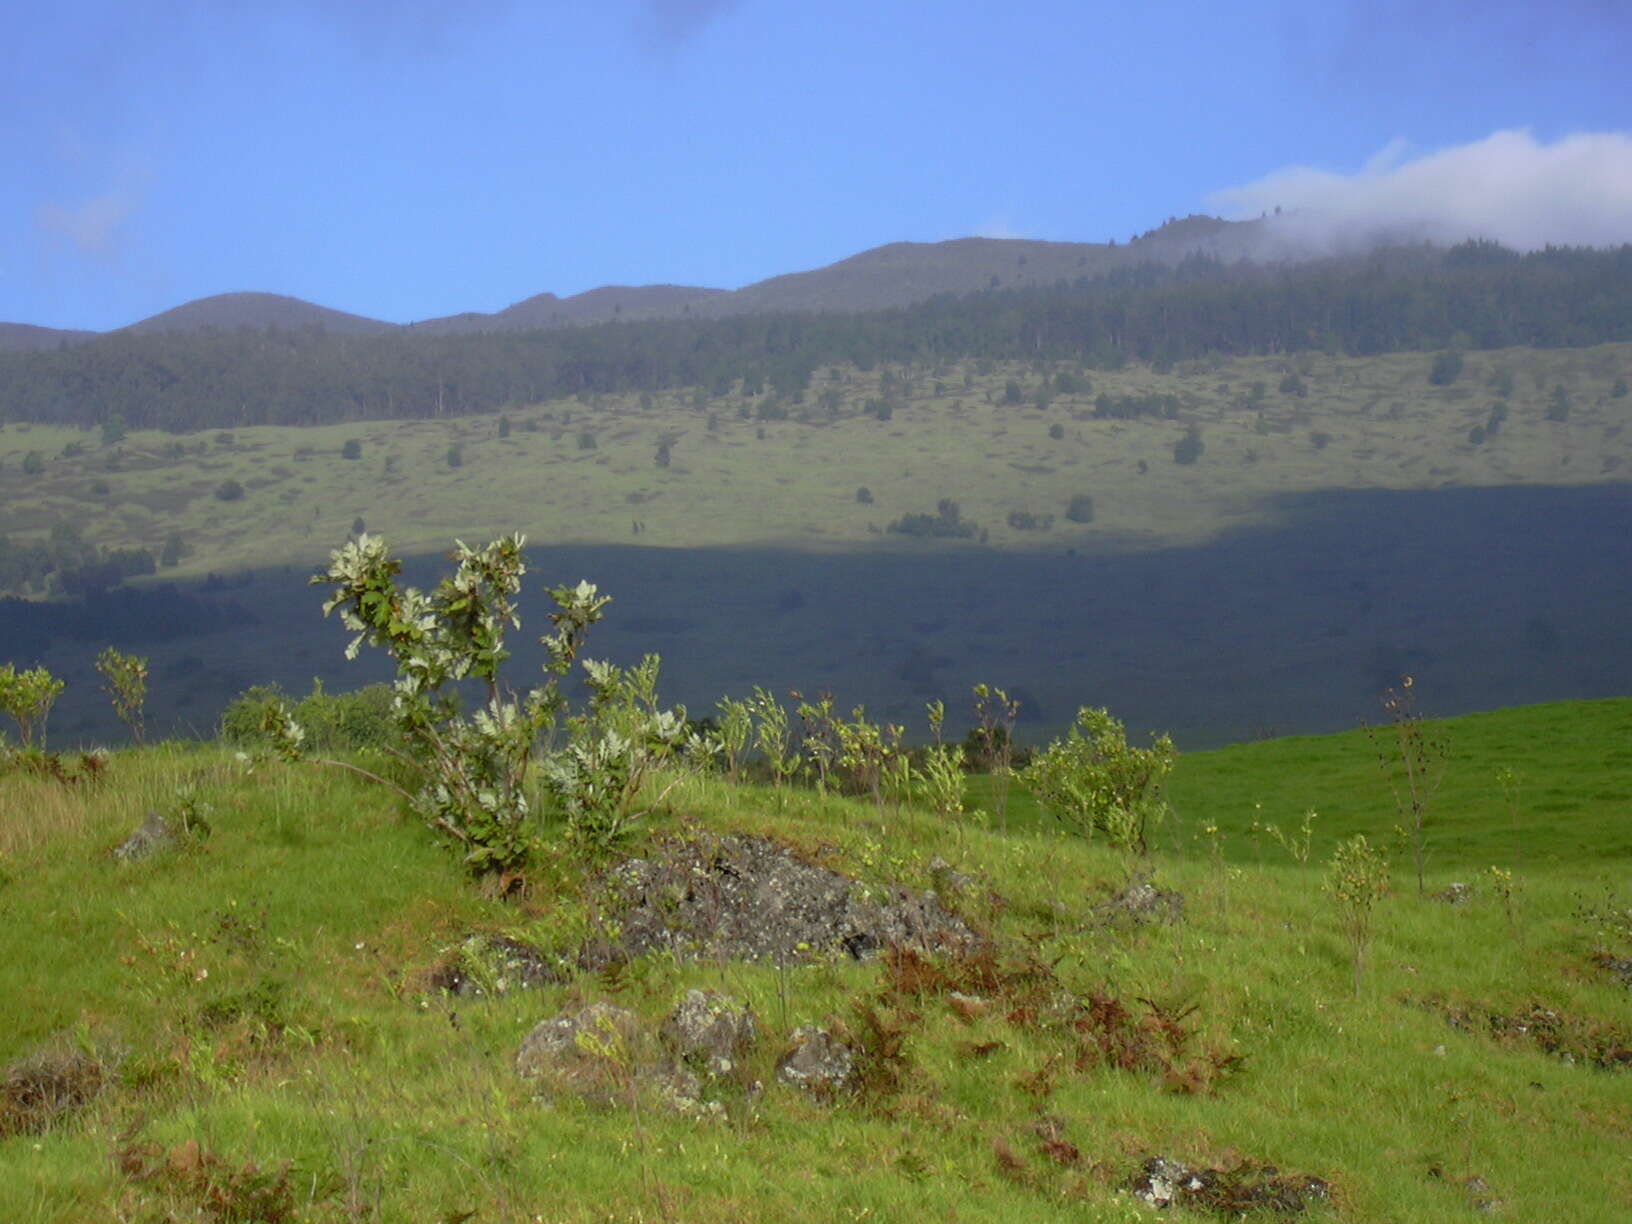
[1092,874,1184,928]
[1416,995,1632,1071]
[1128,1155,1331,1216]
[1588,950,1632,989]
[580,834,976,969]
[426,933,566,998]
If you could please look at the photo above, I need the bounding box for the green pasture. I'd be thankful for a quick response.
[3,697,1631,1220]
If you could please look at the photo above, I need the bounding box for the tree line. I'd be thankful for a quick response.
[3,241,1631,432]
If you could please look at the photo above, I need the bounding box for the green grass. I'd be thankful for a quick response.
[3,698,1631,1220]
[3,342,1629,589]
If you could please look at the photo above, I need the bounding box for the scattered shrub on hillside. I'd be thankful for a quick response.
[1064,494,1095,524]
[1547,384,1571,422]
[214,479,245,502]
[1173,425,1203,466]
[1429,351,1465,386]
[446,443,463,468]
[1006,510,1053,532]
[1022,706,1175,855]
[1613,377,1629,399]
[855,486,874,505]
[22,451,45,475]
[1094,393,1180,421]
[887,499,977,540]
[1279,372,1307,397]
[1310,431,1332,450]
[341,438,362,460]
[1048,422,1065,440]
[576,430,597,450]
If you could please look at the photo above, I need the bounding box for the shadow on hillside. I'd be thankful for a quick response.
[12,482,1631,750]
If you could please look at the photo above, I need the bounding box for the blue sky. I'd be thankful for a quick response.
[7,0,1630,331]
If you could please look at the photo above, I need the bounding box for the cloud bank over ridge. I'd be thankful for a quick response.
[1211,129,1632,252]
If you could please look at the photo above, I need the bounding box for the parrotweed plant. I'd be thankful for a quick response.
[749,687,798,800]
[970,683,1020,827]
[542,653,692,853]
[917,700,967,825]
[1369,675,1449,896]
[1325,834,1391,997]
[0,663,65,750]
[714,695,753,783]
[270,532,688,874]
[1022,706,1176,855]
[1251,807,1319,865]
[95,647,149,745]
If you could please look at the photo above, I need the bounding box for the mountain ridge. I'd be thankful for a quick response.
[0,215,1272,347]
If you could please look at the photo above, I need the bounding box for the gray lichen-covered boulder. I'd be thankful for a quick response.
[582,834,977,969]
[775,1025,857,1096]
[660,990,758,1077]
[515,1002,639,1098]
[112,811,176,863]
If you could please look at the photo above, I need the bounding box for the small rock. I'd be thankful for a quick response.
[515,1002,638,1082]
[926,856,972,896]
[112,812,175,862]
[659,990,757,1077]
[1433,882,1473,905]
[776,1025,857,1095]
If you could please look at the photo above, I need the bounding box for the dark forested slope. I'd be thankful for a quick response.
[3,240,1630,431]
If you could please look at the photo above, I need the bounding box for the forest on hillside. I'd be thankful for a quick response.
[3,242,1631,432]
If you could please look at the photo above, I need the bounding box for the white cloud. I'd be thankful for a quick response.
[37,189,138,261]
[1210,129,1632,251]
[975,215,1026,240]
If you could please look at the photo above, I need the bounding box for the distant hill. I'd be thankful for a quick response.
[0,215,1273,345]
[4,235,1632,432]
[412,284,730,334]
[0,322,96,353]
[121,291,396,337]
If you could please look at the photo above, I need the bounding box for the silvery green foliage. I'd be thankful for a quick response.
[543,653,691,851]
[0,663,65,749]
[303,533,610,874]
[1022,706,1176,855]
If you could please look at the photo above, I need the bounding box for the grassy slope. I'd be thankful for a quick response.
[3,699,1631,1221]
[2,343,1629,586]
